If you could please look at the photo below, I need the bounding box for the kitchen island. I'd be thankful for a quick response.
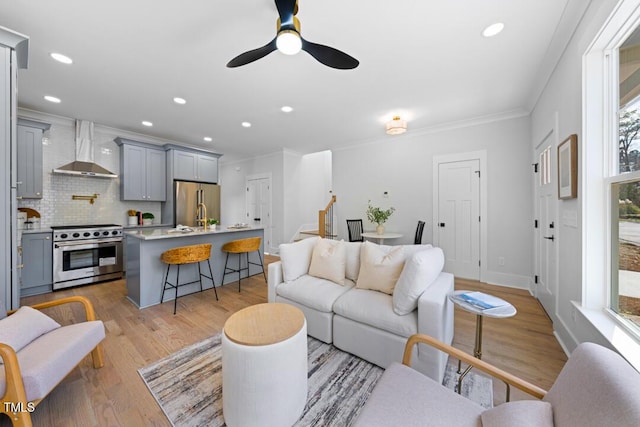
[125,226,264,308]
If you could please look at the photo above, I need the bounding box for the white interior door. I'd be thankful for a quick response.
[437,160,480,280]
[246,176,272,252]
[534,139,557,318]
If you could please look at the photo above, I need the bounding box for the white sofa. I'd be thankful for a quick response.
[268,237,454,382]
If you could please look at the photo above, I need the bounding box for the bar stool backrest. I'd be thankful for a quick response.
[222,237,261,254]
[161,243,212,265]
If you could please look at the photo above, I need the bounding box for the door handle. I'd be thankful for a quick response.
[254,218,261,221]
[543,235,555,241]
[439,223,445,227]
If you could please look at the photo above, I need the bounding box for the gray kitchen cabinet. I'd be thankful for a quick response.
[173,150,219,183]
[21,231,53,295]
[116,138,166,201]
[16,119,50,199]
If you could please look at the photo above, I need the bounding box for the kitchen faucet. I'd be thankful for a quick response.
[196,202,208,229]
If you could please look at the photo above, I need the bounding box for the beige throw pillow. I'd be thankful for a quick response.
[356,241,405,294]
[308,239,346,285]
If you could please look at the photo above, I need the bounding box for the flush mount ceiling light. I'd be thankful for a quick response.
[241,121,252,128]
[482,22,504,37]
[173,97,187,105]
[44,95,61,103]
[50,52,73,64]
[142,121,153,127]
[386,116,407,135]
[203,136,213,142]
[281,105,293,113]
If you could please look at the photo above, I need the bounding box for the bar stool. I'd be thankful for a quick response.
[221,237,266,292]
[160,243,218,314]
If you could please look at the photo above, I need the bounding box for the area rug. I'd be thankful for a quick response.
[139,335,492,426]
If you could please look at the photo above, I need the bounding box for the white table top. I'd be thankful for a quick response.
[448,290,517,318]
[361,232,403,240]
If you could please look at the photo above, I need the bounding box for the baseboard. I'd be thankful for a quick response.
[482,270,532,290]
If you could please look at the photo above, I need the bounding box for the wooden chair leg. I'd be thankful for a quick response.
[91,343,105,369]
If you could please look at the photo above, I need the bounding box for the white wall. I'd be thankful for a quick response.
[300,150,333,225]
[530,0,620,351]
[333,115,533,288]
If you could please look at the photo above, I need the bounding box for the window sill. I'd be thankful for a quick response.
[574,301,640,371]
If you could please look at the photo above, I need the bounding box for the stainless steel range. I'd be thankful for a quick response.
[51,224,123,290]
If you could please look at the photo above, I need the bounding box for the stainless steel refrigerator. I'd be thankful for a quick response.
[174,181,221,227]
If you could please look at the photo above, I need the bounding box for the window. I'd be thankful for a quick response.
[539,146,551,186]
[584,0,640,364]
[612,26,640,333]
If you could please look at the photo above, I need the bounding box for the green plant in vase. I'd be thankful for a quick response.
[142,212,154,225]
[366,200,395,235]
[207,218,219,229]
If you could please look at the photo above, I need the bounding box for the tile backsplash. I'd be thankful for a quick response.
[18,114,163,227]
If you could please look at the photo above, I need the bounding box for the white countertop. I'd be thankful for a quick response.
[125,225,263,240]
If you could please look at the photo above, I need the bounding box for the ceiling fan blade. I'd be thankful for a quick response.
[226,38,278,68]
[301,39,359,70]
[275,0,297,26]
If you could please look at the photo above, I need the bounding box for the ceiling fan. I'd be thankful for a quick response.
[226,0,359,70]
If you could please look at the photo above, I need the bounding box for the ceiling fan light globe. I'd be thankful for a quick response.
[276,30,302,55]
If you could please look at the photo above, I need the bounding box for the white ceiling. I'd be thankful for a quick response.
[2,0,580,162]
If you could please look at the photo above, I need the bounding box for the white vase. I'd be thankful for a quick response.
[128,216,138,225]
[143,219,153,226]
[376,224,385,235]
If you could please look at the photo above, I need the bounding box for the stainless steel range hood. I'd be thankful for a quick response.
[52,120,118,178]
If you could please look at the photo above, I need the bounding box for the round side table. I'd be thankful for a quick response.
[448,291,516,399]
[222,303,307,427]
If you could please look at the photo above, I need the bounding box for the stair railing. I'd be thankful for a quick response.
[318,195,337,239]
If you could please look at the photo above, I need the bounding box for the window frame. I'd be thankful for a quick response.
[582,0,640,368]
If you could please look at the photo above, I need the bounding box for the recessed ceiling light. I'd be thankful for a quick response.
[241,122,252,128]
[203,136,212,142]
[281,106,293,113]
[142,121,153,127]
[482,22,504,38]
[173,97,186,105]
[44,95,61,103]
[50,52,73,64]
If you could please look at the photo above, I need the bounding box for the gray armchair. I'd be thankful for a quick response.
[354,334,640,427]
[0,296,105,427]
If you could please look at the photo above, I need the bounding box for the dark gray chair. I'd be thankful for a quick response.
[414,220,426,244]
[346,219,364,242]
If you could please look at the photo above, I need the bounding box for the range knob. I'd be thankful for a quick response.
[103,231,110,236]
[112,230,119,236]
[83,232,91,237]
[93,231,100,237]
[60,233,68,239]
[72,233,80,238]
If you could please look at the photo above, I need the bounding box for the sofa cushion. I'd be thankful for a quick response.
[393,247,445,315]
[344,241,362,281]
[0,320,105,401]
[481,401,553,427]
[279,236,320,282]
[379,243,433,260]
[334,288,417,337]
[276,275,355,313]
[356,242,405,295]
[308,238,346,285]
[353,362,483,427]
[0,306,61,360]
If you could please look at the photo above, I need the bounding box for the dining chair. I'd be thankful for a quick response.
[414,220,426,244]
[346,219,364,242]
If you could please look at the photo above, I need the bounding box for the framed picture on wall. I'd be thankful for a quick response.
[558,134,578,199]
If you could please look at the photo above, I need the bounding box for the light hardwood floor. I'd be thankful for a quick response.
[3,257,567,426]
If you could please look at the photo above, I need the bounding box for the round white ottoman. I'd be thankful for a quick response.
[222,303,307,427]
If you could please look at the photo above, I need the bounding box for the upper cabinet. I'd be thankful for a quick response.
[115,138,166,201]
[169,147,221,183]
[16,119,50,199]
